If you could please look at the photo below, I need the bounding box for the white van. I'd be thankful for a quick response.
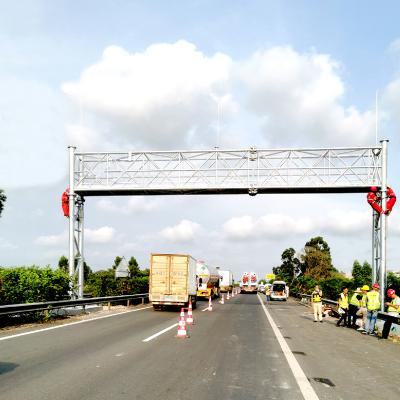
[270,280,289,301]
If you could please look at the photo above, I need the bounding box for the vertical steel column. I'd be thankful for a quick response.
[68,146,76,299]
[371,211,376,285]
[379,139,388,310]
[76,197,85,299]
[372,211,381,287]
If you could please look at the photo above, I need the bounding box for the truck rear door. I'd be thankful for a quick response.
[150,254,188,303]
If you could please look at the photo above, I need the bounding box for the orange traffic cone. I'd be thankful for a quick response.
[220,294,225,304]
[187,300,194,325]
[208,296,213,311]
[177,314,188,338]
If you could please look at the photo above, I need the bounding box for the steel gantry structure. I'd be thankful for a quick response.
[67,141,390,308]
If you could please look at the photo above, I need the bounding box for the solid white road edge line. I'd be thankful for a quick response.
[0,306,153,341]
[257,294,320,400]
[142,323,178,342]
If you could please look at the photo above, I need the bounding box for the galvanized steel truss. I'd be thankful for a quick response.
[71,146,382,195]
[68,142,389,305]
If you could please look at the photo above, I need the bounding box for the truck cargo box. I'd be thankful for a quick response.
[150,254,197,310]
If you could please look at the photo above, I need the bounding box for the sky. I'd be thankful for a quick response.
[1,1,400,281]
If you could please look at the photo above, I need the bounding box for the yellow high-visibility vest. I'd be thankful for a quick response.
[388,296,400,313]
[338,293,349,309]
[360,294,367,307]
[366,291,380,311]
[311,291,322,302]
[350,293,361,307]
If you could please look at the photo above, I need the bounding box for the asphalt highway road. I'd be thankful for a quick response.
[0,294,399,400]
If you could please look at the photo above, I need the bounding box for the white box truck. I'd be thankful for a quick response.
[149,254,198,310]
[219,270,233,292]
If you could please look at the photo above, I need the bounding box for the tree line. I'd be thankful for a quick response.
[272,236,400,300]
[0,255,149,306]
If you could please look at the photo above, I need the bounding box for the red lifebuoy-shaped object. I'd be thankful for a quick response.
[386,187,397,214]
[61,188,70,217]
[367,186,396,215]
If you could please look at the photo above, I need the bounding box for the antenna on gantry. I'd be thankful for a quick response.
[375,90,379,145]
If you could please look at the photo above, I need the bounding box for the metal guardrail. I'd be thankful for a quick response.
[300,293,400,325]
[0,294,149,316]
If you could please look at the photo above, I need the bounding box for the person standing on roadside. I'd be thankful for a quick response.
[381,289,400,339]
[311,285,323,323]
[348,288,362,328]
[337,287,349,327]
[356,285,369,332]
[265,285,271,303]
[365,283,381,336]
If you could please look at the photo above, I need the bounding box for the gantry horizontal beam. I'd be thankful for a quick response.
[71,146,383,196]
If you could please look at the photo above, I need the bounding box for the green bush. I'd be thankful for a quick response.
[85,269,149,297]
[320,275,352,301]
[0,266,70,305]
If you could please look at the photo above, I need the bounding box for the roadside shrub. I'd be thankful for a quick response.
[0,266,70,305]
[320,275,352,301]
[85,270,149,297]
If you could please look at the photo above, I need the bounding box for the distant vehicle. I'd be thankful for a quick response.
[196,261,220,299]
[219,270,234,292]
[270,280,289,301]
[240,272,258,294]
[149,253,198,310]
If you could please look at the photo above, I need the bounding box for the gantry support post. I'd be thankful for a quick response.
[68,146,76,299]
[76,196,85,299]
[372,211,381,287]
[68,146,86,299]
[379,139,388,311]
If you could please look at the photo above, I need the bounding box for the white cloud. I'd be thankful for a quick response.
[62,40,237,149]
[322,210,370,234]
[223,213,314,240]
[0,237,18,250]
[85,226,116,243]
[35,231,67,246]
[238,46,375,146]
[383,77,400,124]
[96,197,159,214]
[160,219,201,242]
[388,38,400,53]
[222,210,371,241]
[35,226,116,246]
[0,77,67,188]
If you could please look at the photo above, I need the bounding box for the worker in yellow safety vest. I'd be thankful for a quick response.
[311,285,323,323]
[348,288,362,329]
[381,289,400,339]
[356,285,369,332]
[336,287,349,327]
[265,286,271,302]
[365,283,381,336]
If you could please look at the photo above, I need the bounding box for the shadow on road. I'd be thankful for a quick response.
[0,362,18,375]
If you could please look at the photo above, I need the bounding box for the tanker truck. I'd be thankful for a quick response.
[149,253,198,310]
[196,261,220,299]
[240,271,258,294]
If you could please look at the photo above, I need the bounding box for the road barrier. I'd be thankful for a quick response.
[0,294,149,316]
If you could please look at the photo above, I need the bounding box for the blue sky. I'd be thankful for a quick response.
[1,1,400,277]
